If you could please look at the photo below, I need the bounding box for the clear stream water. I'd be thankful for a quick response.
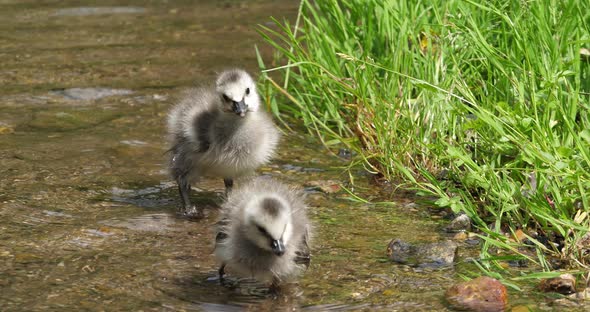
[0,1,586,311]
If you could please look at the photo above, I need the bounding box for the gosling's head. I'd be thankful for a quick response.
[243,196,293,256]
[216,69,260,117]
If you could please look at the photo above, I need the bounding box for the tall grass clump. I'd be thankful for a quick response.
[259,0,590,278]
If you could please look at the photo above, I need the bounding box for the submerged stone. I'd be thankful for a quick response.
[54,7,146,17]
[445,276,508,312]
[446,213,471,232]
[101,213,177,232]
[120,140,148,147]
[0,121,14,134]
[305,180,341,194]
[42,210,73,218]
[538,273,576,295]
[51,88,133,101]
[27,108,120,131]
[569,288,590,300]
[387,239,457,267]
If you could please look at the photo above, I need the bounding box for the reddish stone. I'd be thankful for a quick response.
[305,180,341,193]
[445,276,508,312]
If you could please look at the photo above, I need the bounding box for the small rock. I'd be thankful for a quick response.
[445,276,508,312]
[446,213,471,232]
[453,232,468,241]
[569,288,590,300]
[43,210,73,218]
[387,239,457,267]
[337,148,353,159]
[85,228,115,237]
[538,273,576,294]
[0,122,14,134]
[305,180,341,194]
[387,239,413,263]
[282,164,302,172]
[120,140,147,146]
[507,259,528,268]
[512,229,527,243]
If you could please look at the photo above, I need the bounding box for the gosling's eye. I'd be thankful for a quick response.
[222,94,230,101]
[245,88,250,95]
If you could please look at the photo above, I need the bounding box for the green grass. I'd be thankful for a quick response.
[258,0,590,281]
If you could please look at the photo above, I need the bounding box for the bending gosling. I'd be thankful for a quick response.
[214,177,311,289]
[167,69,280,218]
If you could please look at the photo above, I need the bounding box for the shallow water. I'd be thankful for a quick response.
[1,1,587,311]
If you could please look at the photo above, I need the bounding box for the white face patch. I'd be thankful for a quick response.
[243,195,292,250]
[216,70,261,112]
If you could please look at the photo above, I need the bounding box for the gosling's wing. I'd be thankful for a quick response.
[194,109,219,153]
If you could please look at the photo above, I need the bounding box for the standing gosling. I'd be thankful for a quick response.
[215,177,311,289]
[167,69,280,218]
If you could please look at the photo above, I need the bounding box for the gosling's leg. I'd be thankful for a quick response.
[223,178,233,197]
[177,176,203,219]
[269,277,281,295]
[218,263,231,287]
[218,263,226,281]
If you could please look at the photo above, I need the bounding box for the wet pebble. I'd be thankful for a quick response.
[110,183,175,208]
[569,288,590,300]
[51,88,133,101]
[14,253,44,264]
[538,273,576,294]
[43,210,73,218]
[0,121,14,134]
[446,213,471,232]
[337,148,355,160]
[305,180,341,194]
[54,7,146,17]
[453,232,468,241]
[445,276,508,312]
[281,164,324,173]
[85,228,115,237]
[386,239,457,267]
[120,140,148,146]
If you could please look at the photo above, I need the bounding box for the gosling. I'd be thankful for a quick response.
[167,69,280,218]
[214,177,311,289]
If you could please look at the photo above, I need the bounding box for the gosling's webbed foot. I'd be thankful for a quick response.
[176,177,203,219]
[178,205,204,219]
[269,279,282,296]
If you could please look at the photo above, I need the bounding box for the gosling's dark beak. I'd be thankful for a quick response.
[232,99,247,117]
[271,239,285,256]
